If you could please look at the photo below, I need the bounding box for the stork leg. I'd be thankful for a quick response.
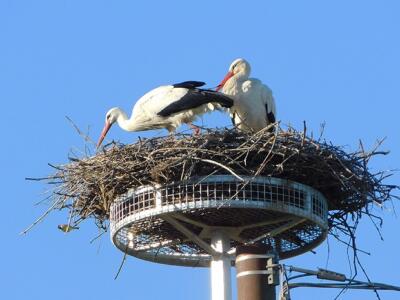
[166,126,177,139]
[188,123,201,135]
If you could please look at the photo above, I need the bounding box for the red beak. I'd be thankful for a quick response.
[216,71,234,91]
[97,121,112,148]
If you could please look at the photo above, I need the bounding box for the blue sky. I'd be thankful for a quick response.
[1,1,399,299]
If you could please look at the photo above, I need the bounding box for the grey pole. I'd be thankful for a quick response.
[236,245,279,300]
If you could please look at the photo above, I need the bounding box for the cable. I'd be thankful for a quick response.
[280,264,400,294]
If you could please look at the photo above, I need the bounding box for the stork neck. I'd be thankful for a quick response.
[116,110,136,132]
[223,72,248,94]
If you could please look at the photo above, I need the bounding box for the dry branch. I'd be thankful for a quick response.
[26,125,398,247]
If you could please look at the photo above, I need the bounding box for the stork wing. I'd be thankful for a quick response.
[172,81,206,89]
[158,89,233,117]
[230,112,236,126]
[261,83,276,124]
[265,103,276,124]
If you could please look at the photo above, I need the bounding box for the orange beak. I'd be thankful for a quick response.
[216,71,234,91]
[97,120,112,148]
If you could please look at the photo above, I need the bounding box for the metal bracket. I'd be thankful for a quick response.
[266,256,280,285]
[161,215,218,256]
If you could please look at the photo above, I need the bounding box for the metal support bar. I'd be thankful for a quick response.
[211,230,232,300]
[161,215,218,256]
[238,216,294,230]
[171,213,245,243]
[248,218,306,244]
[171,213,209,229]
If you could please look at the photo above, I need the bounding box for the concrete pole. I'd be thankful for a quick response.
[236,245,278,300]
[210,230,232,300]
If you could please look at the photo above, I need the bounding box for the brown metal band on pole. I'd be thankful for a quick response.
[236,245,278,300]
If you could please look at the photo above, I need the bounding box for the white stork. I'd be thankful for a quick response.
[216,58,277,132]
[97,81,233,147]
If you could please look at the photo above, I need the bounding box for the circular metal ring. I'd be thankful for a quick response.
[110,175,328,267]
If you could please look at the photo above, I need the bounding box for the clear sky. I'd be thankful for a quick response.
[1,1,399,299]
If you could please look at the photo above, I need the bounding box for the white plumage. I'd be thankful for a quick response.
[217,58,277,132]
[97,81,233,147]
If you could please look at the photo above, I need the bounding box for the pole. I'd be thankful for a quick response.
[236,245,279,300]
[210,230,232,300]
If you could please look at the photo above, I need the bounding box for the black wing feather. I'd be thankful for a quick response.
[265,103,276,123]
[172,81,206,89]
[230,112,236,126]
[158,89,233,117]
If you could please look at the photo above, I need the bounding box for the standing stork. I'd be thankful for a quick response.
[97,81,233,147]
[216,58,277,132]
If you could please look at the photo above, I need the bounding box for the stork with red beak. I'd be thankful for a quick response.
[97,81,233,147]
[216,58,277,132]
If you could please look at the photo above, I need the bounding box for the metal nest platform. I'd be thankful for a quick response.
[110,175,328,267]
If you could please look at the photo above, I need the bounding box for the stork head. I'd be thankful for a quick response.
[216,58,251,91]
[97,107,120,148]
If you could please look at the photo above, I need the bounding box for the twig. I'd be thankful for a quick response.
[114,245,129,280]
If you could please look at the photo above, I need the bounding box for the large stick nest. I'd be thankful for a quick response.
[28,125,398,238]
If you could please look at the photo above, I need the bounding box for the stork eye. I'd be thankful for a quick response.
[106,115,111,120]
